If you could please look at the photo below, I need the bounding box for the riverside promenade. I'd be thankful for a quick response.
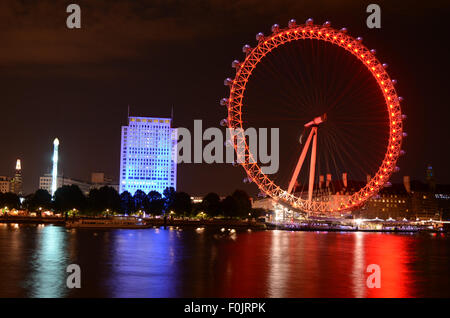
[1,215,447,233]
[0,215,267,230]
[0,216,65,224]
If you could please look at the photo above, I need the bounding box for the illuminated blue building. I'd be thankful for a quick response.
[119,116,177,195]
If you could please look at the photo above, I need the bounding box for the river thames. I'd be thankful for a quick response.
[0,223,449,298]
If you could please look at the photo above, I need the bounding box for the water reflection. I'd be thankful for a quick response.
[0,225,449,297]
[25,225,69,297]
[268,230,289,297]
[352,232,366,298]
[363,234,412,297]
[0,224,24,297]
[108,228,180,297]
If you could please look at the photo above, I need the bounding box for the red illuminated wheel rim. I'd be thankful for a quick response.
[224,21,403,214]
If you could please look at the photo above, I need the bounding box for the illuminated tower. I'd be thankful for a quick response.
[119,116,177,195]
[10,159,23,195]
[426,164,436,192]
[52,138,59,197]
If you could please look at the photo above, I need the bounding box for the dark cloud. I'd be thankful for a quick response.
[0,0,363,67]
[2,0,438,68]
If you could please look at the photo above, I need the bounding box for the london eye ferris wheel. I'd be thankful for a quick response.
[220,18,406,215]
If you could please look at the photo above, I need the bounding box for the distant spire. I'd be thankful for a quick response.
[127,104,130,120]
[171,105,174,119]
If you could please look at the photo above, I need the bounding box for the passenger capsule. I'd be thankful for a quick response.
[384,182,392,187]
[356,37,363,42]
[242,44,252,54]
[220,98,229,106]
[220,119,228,127]
[400,150,406,156]
[382,63,388,69]
[231,60,240,68]
[401,114,407,120]
[398,96,404,102]
[288,19,297,28]
[340,27,347,33]
[370,49,376,54]
[402,132,408,137]
[392,79,397,85]
[394,166,400,172]
[306,18,314,25]
[271,24,280,33]
[256,32,264,41]
[323,21,331,27]
[224,78,233,86]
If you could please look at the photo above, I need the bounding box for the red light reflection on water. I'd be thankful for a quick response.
[212,231,417,298]
[362,233,415,297]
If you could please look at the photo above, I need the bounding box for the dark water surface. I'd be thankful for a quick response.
[0,223,449,298]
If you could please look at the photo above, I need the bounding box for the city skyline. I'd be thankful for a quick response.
[0,125,445,197]
[1,1,449,196]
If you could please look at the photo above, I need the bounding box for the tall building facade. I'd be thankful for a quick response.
[10,159,23,195]
[119,116,177,195]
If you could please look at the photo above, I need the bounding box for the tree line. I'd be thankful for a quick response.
[1,186,262,219]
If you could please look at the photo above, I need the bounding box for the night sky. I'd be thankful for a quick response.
[1,0,449,196]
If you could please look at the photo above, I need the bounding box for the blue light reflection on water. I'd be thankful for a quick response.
[107,227,182,297]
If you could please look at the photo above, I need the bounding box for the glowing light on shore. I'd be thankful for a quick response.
[51,138,59,197]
